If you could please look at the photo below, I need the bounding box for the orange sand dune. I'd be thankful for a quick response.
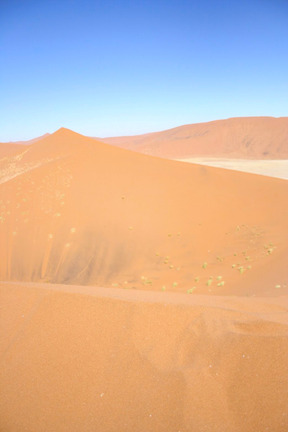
[0,143,24,159]
[0,133,50,177]
[0,133,50,166]
[0,281,287,432]
[99,117,288,159]
[1,126,288,431]
[0,127,288,295]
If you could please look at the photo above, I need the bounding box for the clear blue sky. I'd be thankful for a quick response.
[1,0,288,141]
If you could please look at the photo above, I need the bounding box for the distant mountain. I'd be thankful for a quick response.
[98,117,288,159]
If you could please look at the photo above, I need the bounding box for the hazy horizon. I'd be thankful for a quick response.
[1,115,287,143]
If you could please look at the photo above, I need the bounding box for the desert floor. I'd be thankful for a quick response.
[176,158,288,180]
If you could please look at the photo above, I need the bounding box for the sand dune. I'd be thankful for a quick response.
[99,117,288,159]
[1,282,288,432]
[0,133,50,147]
[0,143,24,159]
[0,134,50,161]
[1,125,288,431]
[0,127,287,295]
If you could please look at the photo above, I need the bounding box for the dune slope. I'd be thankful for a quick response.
[99,117,288,159]
[0,127,287,296]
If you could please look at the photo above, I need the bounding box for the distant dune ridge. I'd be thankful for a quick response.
[0,120,288,431]
[98,117,288,159]
[0,132,50,146]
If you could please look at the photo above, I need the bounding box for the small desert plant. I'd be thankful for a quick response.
[141,276,152,285]
[238,266,245,274]
[187,287,195,294]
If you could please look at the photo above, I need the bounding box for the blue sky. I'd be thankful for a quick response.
[1,0,288,141]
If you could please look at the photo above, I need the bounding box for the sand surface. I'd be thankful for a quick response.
[1,281,288,432]
[1,125,288,431]
[1,128,288,294]
[99,117,288,159]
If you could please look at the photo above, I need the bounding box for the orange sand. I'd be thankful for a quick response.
[0,128,287,294]
[99,117,288,159]
[0,125,288,431]
[1,282,287,431]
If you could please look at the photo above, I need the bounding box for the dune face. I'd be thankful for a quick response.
[0,133,51,147]
[1,126,288,431]
[0,143,24,159]
[99,117,288,159]
[0,127,287,295]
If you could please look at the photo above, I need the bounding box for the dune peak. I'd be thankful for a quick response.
[53,127,78,137]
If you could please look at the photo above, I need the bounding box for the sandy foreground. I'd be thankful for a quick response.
[1,281,288,432]
[0,127,288,431]
[175,158,288,180]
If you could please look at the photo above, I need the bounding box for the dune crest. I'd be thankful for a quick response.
[99,117,288,159]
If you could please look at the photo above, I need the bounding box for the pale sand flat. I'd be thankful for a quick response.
[175,158,288,180]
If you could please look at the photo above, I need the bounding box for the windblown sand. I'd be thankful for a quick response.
[0,126,287,431]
